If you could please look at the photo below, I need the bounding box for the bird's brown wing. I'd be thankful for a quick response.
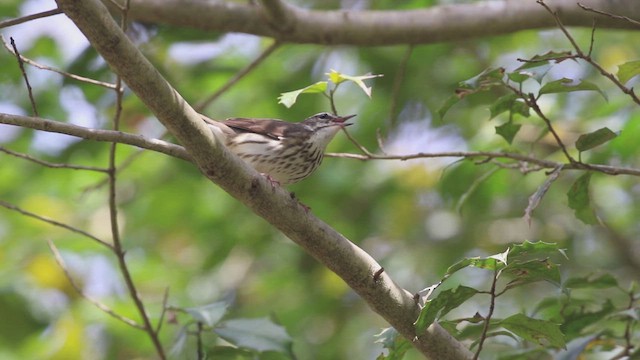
[223,118,304,140]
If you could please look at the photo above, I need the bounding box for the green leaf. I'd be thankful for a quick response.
[508,241,566,261]
[524,166,563,226]
[455,67,505,99]
[374,328,412,360]
[214,317,293,354]
[326,69,383,98]
[415,285,478,333]
[617,60,640,84]
[277,81,328,108]
[206,346,254,358]
[515,51,574,71]
[561,300,615,340]
[489,94,530,119]
[500,314,566,349]
[437,94,461,120]
[575,127,618,152]
[495,121,522,145]
[444,252,508,278]
[460,67,505,89]
[564,273,619,289]
[184,301,229,327]
[538,78,607,100]
[503,258,562,290]
[567,173,598,224]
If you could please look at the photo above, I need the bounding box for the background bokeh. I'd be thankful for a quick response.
[1,0,639,359]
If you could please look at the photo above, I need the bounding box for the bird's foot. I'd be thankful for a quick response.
[260,173,281,189]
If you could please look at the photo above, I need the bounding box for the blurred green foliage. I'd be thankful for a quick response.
[1,0,639,359]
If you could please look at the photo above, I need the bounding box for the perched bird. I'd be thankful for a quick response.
[203,112,356,185]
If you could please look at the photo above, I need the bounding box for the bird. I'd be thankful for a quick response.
[203,112,356,185]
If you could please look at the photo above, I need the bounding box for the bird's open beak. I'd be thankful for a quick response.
[335,114,356,126]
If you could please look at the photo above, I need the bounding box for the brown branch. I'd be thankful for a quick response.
[474,268,499,360]
[0,8,62,29]
[113,0,640,46]
[326,151,640,177]
[526,93,576,163]
[4,112,640,179]
[46,239,144,329]
[106,2,166,357]
[578,2,640,27]
[0,146,109,172]
[258,0,295,32]
[10,37,38,116]
[0,113,191,162]
[1,35,117,89]
[0,199,113,249]
[538,0,640,105]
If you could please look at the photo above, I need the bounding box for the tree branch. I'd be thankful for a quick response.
[54,0,473,358]
[0,113,191,161]
[107,0,640,46]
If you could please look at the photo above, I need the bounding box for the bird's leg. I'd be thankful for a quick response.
[260,173,281,189]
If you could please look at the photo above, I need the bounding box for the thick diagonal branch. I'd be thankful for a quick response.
[104,0,639,46]
[54,0,472,358]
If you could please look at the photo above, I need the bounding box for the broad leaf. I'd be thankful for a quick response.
[503,259,562,290]
[327,69,383,97]
[524,166,563,226]
[500,314,566,349]
[184,301,229,327]
[437,94,462,120]
[495,121,522,144]
[561,300,615,340]
[564,274,619,289]
[415,285,478,333]
[374,328,412,360]
[575,127,618,152]
[214,317,293,354]
[489,94,529,119]
[566,173,597,224]
[278,81,328,108]
[456,67,505,98]
[539,78,607,100]
[515,51,574,71]
[508,241,566,260]
[617,60,640,84]
[444,251,508,278]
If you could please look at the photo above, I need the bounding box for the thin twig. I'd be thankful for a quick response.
[0,146,109,172]
[196,322,204,360]
[195,41,281,112]
[538,0,640,105]
[577,2,640,27]
[0,199,113,249]
[341,127,376,157]
[327,150,640,177]
[1,35,117,89]
[0,113,192,162]
[0,8,62,29]
[10,37,38,116]
[46,239,144,329]
[155,287,170,333]
[526,93,576,163]
[107,2,166,358]
[473,267,499,359]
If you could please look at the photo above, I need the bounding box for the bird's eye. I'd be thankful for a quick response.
[318,113,329,119]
